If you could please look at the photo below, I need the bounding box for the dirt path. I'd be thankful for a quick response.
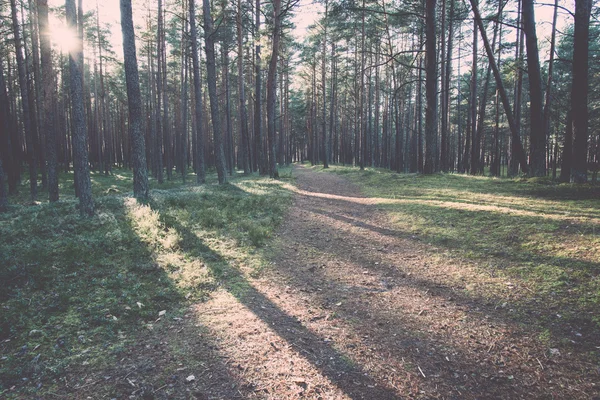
[190,166,597,399]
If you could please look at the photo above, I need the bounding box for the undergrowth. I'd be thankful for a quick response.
[0,167,292,396]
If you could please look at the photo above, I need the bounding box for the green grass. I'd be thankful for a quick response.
[0,167,293,396]
[321,165,600,329]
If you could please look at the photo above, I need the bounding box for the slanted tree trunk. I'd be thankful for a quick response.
[203,0,227,183]
[571,0,593,183]
[266,0,282,178]
[66,0,93,215]
[468,0,528,174]
[189,0,206,183]
[522,0,545,176]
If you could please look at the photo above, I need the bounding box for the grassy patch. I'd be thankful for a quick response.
[322,165,600,330]
[0,168,292,396]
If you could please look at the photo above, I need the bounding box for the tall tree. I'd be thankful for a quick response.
[468,0,528,174]
[10,0,37,202]
[255,0,266,174]
[522,0,545,176]
[66,0,94,215]
[189,0,206,183]
[237,0,250,174]
[266,0,282,178]
[121,0,149,199]
[423,0,437,173]
[38,0,58,202]
[570,0,593,183]
[203,0,228,183]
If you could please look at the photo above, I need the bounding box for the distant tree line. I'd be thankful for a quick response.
[0,0,598,214]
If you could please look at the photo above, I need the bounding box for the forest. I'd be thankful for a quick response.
[1,0,599,397]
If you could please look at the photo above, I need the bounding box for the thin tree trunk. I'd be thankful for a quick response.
[38,0,58,201]
[255,0,266,174]
[468,0,528,174]
[189,0,206,183]
[66,0,93,215]
[266,0,282,178]
[10,0,37,202]
[237,0,250,174]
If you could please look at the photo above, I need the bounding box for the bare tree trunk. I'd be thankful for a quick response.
[120,0,149,199]
[321,0,329,168]
[189,0,206,183]
[203,0,228,183]
[571,0,593,183]
[468,0,528,174]
[156,0,165,183]
[423,0,437,174]
[66,0,93,215]
[38,0,58,201]
[522,0,545,176]
[266,0,282,178]
[10,0,37,202]
[255,0,266,174]
[237,0,250,174]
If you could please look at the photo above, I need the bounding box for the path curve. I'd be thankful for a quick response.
[195,165,597,399]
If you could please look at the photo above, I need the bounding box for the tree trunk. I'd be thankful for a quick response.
[266,0,282,178]
[423,0,437,174]
[38,0,58,201]
[66,0,94,215]
[522,0,545,176]
[255,0,266,174]
[237,0,250,174]
[571,0,593,183]
[203,0,228,183]
[189,0,206,183]
[468,0,528,174]
[10,0,37,202]
[120,0,149,199]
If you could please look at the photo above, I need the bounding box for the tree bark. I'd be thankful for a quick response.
[468,0,528,174]
[266,0,282,178]
[120,0,149,199]
[423,0,437,174]
[571,0,593,183]
[522,0,545,176]
[66,0,94,215]
[237,0,250,174]
[203,0,228,183]
[38,0,58,201]
[189,0,206,183]
[10,0,37,202]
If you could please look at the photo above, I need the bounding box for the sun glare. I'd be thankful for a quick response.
[48,15,78,52]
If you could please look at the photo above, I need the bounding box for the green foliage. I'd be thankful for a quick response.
[0,168,292,395]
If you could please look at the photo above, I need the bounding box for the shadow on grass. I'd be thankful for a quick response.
[300,200,600,348]
[0,197,244,398]
[152,201,402,399]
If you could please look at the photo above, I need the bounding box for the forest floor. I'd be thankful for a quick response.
[2,165,600,399]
